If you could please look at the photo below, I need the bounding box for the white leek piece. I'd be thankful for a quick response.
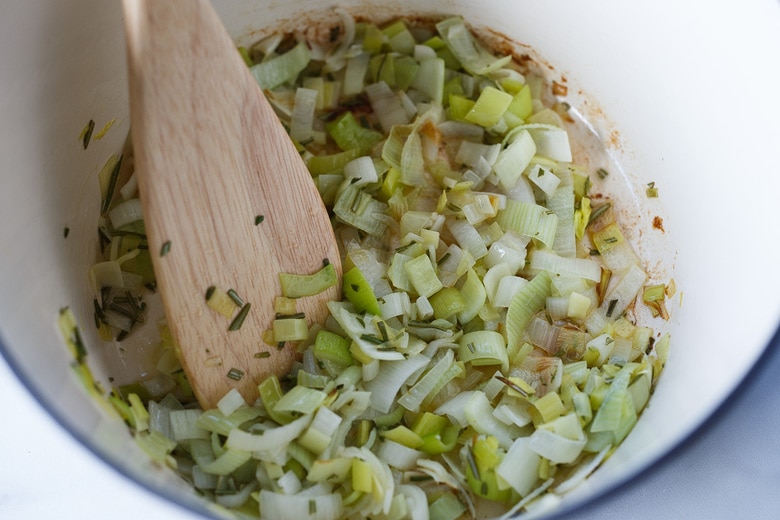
[529,249,601,282]
[493,130,536,190]
[497,437,541,497]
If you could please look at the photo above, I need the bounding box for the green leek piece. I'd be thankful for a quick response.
[428,287,467,320]
[574,196,592,241]
[274,386,327,415]
[404,254,443,298]
[448,95,476,122]
[351,458,374,493]
[370,53,396,87]
[135,430,177,464]
[464,436,512,501]
[205,286,239,318]
[419,423,460,455]
[279,262,338,298]
[272,317,309,342]
[591,222,625,254]
[306,148,362,176]
[465,86,513,127]
[313,330,354,367]
[374,405,406,427]
[325,112,384,153]
[257,375,296,425]
[343,266,381,315]
[382,19,416,54]
[590,366,632,433]
[394,55,421,91]
[380,425,424,449]
[507,84,533,121]
[412,412,449,437]
[250,41,310,90]
[442,76,465,104]
[532,391,565,423]
[362,23,385,54]
[237,46,253,67]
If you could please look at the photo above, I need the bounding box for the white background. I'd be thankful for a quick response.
[1,332,779,520]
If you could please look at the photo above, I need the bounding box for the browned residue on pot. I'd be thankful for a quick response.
[653,216,665,232]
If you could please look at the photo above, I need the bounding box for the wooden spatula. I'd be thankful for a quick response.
[122,0,341,409]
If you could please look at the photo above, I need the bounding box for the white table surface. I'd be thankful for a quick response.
[1,332,779,520]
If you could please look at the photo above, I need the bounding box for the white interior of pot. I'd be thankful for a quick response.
[1,0,779,518]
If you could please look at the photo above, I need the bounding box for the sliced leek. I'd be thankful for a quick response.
[83,12,673,520]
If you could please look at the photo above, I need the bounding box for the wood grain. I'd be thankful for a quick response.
[122,0,341,409]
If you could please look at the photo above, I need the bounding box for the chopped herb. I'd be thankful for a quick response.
[80,119,95,149]
[228,303,252,331]
[275,312,306,320]
[254,352,272,359]
[395,243,414,253]
[227,368,245,381]
[496,375,529,397]
[646,336,656,354]
[205,285,216,301]
[159,240,171,257]
[63,227,70,238]
[597,168,609,179]
[606,298,618,318]
[589,248,600,256]
[255,215,265,225]
[377,321,389,342]
[101,154,123,214]
[360,334,384,345]
[227,289,245,307]
[465,445,480,480]
[587,202,611,226]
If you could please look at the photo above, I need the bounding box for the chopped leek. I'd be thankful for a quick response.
[83,12,673,520]
[279,262,338,298]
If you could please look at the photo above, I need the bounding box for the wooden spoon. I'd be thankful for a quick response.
[122,0,341,409]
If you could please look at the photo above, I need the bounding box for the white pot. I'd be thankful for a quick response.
[1,1,779,518]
